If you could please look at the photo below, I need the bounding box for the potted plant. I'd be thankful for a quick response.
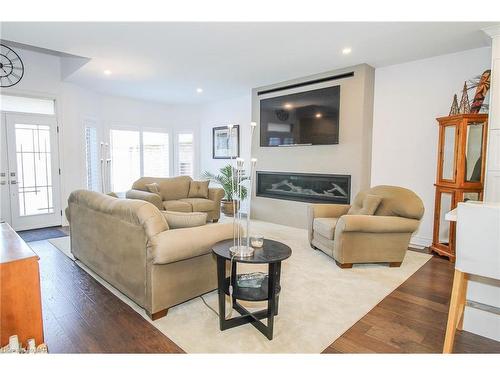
[202,164,248,216]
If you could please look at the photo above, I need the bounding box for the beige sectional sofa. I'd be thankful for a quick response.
[126,176,224,222]
[308,185,424,268]
[66,189,235,320]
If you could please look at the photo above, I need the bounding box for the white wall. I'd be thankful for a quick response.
[371,47,492,247]
[1,47,201,226]
[199,94,252,211]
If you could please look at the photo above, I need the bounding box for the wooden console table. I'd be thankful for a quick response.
[0,222,44,347]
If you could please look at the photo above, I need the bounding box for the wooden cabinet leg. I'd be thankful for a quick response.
[443,269,467,353]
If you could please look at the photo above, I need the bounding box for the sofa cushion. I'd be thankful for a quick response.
[313,217,338,240]
[347,194,382,215]
[163,200,192,212]
[188,180,209,198]
[179,198,216,212]
[162,211,207,229]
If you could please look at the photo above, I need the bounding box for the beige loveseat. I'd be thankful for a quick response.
[66,190,235,320]
[308,185,424,268]
[125,176,224,222]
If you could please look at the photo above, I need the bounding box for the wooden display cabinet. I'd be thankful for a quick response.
[430,114,488,261]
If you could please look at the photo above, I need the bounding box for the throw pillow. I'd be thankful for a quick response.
[188,180,210,199]
[347,194,382,215]
[162,211,208,229]
[106,192,119,198]
[145,182,160,195]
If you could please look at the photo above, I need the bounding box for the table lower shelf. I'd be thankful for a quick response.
[223,276,281,301]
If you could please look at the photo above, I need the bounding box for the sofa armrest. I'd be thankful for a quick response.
[307,204,351,243]
[126,189,163,210]
[336,215,420,234]
[149,222,237,264]
[208,187,225,204]
[308,204,351,219]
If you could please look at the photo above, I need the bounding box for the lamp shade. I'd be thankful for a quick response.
[456,201,500,279]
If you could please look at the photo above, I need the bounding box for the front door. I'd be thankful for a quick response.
[3,113,62,230]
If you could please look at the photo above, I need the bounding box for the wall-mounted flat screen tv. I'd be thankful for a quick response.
[260,85,340,147]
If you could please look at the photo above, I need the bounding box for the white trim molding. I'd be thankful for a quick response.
[410,235,432,249]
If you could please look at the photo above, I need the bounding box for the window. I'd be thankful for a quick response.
[110,129,141,192]
[143,132,169,177]
[85,126,100,191]
[1,94,55,115]
[177,133,194,177]
[109,128,170,192]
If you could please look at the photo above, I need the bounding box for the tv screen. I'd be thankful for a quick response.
[260,85,340,147]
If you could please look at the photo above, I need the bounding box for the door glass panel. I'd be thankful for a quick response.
[438,192,453,244]
[143,132,169,177]
[1,95,55,115]
[14,124,54,216]
[465,122,484,182]
[442,125,456,180]
[110,129,140,192]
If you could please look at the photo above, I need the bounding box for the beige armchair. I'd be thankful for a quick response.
[308,185,424,268]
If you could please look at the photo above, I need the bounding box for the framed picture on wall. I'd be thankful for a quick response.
[212,125,240,159]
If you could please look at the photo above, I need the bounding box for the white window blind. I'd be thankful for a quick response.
[85,127,100,191]
[177,133,194,177]
[110,129,141,192]
[143,131,169,177]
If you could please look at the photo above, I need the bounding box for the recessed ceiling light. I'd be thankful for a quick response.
[103,69,112,75]
[342,47,352,55]
[196,88,203,93]
[315,113,322,118]
[284,103,292,109]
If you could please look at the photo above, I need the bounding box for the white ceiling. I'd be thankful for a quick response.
[1,22,495,104]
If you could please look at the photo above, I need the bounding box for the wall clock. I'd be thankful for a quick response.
[1,44,24,88]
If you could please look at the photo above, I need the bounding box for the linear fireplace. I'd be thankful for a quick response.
[256,171,351,204]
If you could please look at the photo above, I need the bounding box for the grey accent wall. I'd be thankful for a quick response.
[251,64,375,229]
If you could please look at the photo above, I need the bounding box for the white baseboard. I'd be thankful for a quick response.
[410,235,432,249]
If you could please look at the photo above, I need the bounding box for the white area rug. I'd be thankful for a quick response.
[49,219,431,353]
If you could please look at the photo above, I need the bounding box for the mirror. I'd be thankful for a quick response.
[442,125,456,180]
[465,122,484,182]
[438,192,453,244]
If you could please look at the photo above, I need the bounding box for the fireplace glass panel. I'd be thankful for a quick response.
[256,172,350,204]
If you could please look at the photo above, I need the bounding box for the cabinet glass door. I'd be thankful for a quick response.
[464,121,485,183]
[441,125,457,182]
[437,191,453,245]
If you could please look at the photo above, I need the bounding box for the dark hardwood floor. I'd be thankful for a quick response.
[31,240,183,353]
[324,254,500,353]
[29,239,500,353]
